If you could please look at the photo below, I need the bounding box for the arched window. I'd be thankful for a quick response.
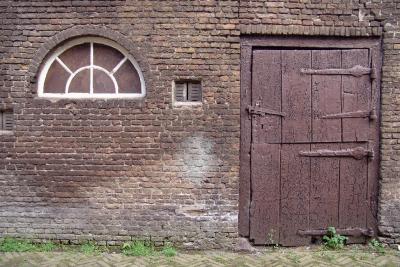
[38,37,145,98]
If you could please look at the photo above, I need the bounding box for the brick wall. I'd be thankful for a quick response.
[378,1,400,246]
[0,0,240,249]
[0,0,399,248]
[239,0,383,36]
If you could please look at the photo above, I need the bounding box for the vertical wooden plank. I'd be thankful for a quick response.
[280,144,310,246]
[310,143,340,231]
[367,45,381,236]
[367,133,379,237]
[282,50,312,143]
[239,45,252,236]
[252,50,282,144]
[250,144,280,245]
[342,49,371,142]
[311,50,342,142]
[339,142,368,243]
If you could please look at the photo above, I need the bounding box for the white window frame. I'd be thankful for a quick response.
[37,37,146,99]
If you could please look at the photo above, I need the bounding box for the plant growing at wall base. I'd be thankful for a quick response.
[37,242,57,252]
[80,241,107,255]
[322,227,347,250]
[0,237,57,252]
[369,239,385,254]
[0,237,37,252]
[122,240,155,256]
[162,242,177,257]
[266,229,279,250]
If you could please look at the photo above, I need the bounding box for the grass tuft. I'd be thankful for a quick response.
[369,239,386,255]
[122,240,154,256]
[37,242,57,252]
[0,237,57,252]
[79,241,106,255]
[162,243,177,257]
[0,238,36,252]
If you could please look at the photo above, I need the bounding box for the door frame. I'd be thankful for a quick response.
[239,36,382,239]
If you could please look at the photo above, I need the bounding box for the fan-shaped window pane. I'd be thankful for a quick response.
[69,69,90,93]
[39,37,145,98]
[43,60,69,93]
[114,61,141,94]
[59,43,90,72]
[93,69,115,93]
[94,43,125,72]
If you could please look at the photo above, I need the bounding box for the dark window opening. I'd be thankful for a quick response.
[0,110,13,131]
[174,81,202,103]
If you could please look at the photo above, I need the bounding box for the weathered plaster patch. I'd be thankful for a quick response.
[174,134,220,184]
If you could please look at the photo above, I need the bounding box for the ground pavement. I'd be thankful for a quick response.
[1,247,399,267]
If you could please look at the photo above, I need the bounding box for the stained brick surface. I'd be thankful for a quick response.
[0,0,399,248]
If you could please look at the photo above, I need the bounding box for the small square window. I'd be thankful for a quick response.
[174,81,202,103]
[0,110,13,132]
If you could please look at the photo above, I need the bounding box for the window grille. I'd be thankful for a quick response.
[174,81,202,103]
[0,110,13,131]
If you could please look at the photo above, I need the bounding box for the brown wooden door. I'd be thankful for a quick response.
[249,48,379,246]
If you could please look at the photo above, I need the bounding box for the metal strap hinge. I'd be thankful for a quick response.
[298,228,374,237]
[322,109,377,120]
[247,105,286,118]
[301,65,371,77]
[299,147,374,160]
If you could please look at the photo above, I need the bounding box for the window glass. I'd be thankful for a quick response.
[38,37,145,98]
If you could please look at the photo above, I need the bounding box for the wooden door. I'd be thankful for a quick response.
[248,48,379,246]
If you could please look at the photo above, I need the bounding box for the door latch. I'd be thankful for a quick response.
[247,105,286,119]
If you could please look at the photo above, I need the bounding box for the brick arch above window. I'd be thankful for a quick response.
[38,37,145,98]
[29,26,149,99]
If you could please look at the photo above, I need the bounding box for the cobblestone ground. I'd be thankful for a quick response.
[1,247,399,267]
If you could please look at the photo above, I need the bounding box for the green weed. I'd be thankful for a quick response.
[322,227,347,250]
[37,242,57,252]
[0,237,57,252]
[0,237,36,252]
[79,241,106,255]
[122,240,154,256]
[162,243,177,257]
[266,229,279,250]
[369,239,386,254]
